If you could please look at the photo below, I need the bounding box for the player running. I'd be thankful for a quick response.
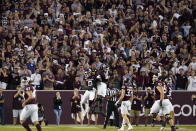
[20,77,42,131]
[115,79,133,130]
[150,74,176,131]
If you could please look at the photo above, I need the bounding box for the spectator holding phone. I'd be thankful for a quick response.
[53,92,62,126]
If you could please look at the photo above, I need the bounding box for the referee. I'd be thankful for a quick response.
[103,83,120,129]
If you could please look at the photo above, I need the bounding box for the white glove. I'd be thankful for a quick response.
[115,100,119,106]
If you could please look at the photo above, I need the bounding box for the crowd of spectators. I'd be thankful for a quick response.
[0,0,195,90]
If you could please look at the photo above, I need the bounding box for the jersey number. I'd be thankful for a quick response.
[125,89,131,96]
[26,87,31,91]
[88,80,92,86]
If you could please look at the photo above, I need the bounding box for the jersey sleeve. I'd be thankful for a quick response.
[121,85,125,90]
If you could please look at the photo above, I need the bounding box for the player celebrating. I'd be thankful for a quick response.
[81,64,98,125]
[150,74,176,131]
[115,79,133,130]
[20,77,42,131]
[95,75,107,116]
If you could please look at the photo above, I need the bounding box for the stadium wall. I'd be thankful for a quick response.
[3,91,196,125]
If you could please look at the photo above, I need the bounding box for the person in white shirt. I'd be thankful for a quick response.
[187,71,196,91]
[178,60,188,74]
[188,57,196,72]
[166,41,176,56]
[108,4,117,18]
[30,68,41,90]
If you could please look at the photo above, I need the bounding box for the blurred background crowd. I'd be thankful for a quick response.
[0,0,195,90]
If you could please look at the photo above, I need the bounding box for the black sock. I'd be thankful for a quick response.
[36,124,42,131]
[160,120,166,127]
[22,122,32,131]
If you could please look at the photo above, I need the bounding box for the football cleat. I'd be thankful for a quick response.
[118,126,124,131]
[160,126,165,131]
[127,125,133,130]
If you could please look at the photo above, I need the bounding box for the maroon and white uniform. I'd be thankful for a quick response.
[159,84,174,116]
[121,85,133,114]
[150,81,171,115]
[81,75,96,105]
[20,85,38,122]
[154,81,168,100]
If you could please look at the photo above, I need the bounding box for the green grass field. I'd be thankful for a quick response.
[0,125,196,131]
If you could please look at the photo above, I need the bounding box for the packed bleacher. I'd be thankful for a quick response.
[0,0,195,90]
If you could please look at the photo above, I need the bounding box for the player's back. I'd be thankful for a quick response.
[24,85,37,105]
[154,81,167,100]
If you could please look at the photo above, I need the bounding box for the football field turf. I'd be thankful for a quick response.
[0,125,196,131]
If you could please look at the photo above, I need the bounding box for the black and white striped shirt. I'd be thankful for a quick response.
[106,88,119,102]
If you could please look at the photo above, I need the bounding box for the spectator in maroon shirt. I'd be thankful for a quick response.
[0,66,9,90]
[136,69,150,90]
[42,68,55,90]
[72,76,81,90]
[66,69,76,90]
[54,68,66,90]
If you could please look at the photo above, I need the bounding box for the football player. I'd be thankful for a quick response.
[81,64,98,125]
[115,79,133,130]
[20,77,42,131]
[150,74,176,131]
[158,79,175,131]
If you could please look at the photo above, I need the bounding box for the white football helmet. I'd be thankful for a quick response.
[20,77,30,88]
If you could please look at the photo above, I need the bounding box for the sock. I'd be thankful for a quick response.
[36,124,42,131]
[171,126,175,128]
[128,123,132,127]
[122,119,125,126]
[152,118,156,123]
[160,120,165,127]
[22,122,32,131]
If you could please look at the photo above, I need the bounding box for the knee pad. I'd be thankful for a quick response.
[165,114,172,121]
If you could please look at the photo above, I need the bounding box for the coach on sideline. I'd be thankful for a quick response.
[103,83,120,129]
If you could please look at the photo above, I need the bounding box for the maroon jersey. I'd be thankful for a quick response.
[84,73,97,90]
[154,81,168,100]
[23,85,37,105]
[70,95,81,113]
[122,85,133,101]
